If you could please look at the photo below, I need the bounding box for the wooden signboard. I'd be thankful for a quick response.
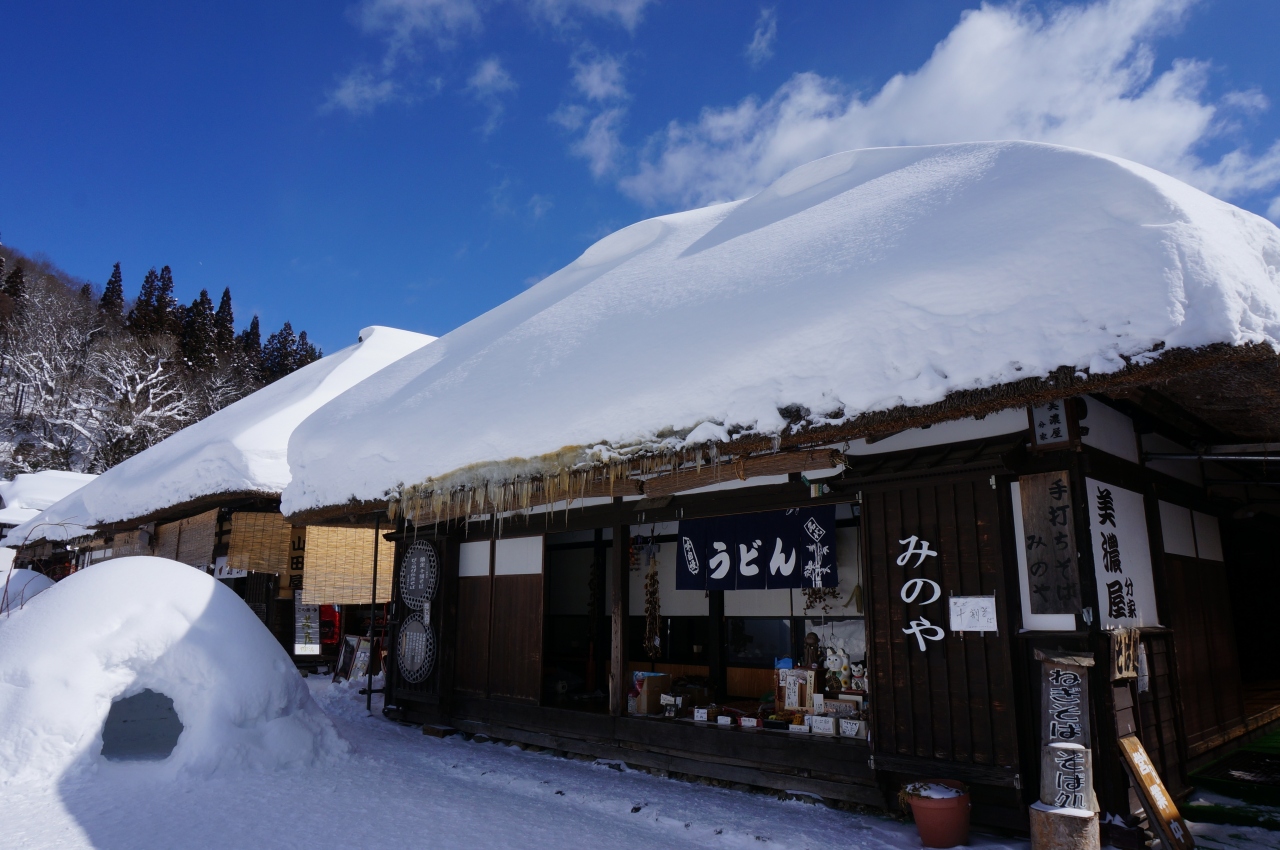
[1110,628,1139,680]
[1019,471,1082,615]
[1119,735,1194,850]
[1028,400,1076,451]
[1038,652,1091,747]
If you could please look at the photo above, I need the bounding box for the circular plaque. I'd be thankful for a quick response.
[399,541,439,610]
[397,614,436,683]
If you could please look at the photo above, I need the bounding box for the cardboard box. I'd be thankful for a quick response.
[633,673,671,715]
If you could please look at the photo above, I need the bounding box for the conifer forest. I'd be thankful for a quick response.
[0,245,320,476]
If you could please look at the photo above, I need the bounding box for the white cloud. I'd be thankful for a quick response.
[325,68,399,113]
[745,8,776,68]
[468,56,517,96]
[574,107,626,176]
[572,53,626,101]
[357,0,483,62]
[550,103,590,130]
[529,0,655,31]
[619,0,1280,215]
[528,194,554,218]
[466,57,517,134]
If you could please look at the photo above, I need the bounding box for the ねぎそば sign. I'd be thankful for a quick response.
[677,506,837,590]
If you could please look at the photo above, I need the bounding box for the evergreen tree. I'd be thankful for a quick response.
[127,267,161,336]
[78,283,93,302]
[3,264,27,301]
[156,265,178,334]
[296,331,321,368]
[179,289,217,371]
[236,314,264,379]
[262,320,298,382]
[100,262,125,319]
[213,287,235,355]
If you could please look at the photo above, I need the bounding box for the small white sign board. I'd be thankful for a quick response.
[949,596,998,632]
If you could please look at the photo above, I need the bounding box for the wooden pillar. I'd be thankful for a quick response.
[708,589,726,703]
[436,532,461,720]
[609,520,629,716]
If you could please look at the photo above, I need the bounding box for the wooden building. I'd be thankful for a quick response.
[282,143,1280,837]
[4,326,433,654]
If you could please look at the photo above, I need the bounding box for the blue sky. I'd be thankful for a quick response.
[2,0,1279,352]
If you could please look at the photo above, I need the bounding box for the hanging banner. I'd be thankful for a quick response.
[1085,479,1160,628]
[677,506,837,591]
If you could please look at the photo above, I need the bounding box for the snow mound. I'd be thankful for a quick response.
[3,325,434,545]
[0,557,346,783]
[282,141,1280,515]
[0,568,55,614]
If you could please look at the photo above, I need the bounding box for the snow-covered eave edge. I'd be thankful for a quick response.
[8,487,283,551]
[285,341,1279,528]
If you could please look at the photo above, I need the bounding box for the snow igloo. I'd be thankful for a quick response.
[0,556,345,783]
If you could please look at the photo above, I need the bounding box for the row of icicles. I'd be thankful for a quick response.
[389,441,740,530]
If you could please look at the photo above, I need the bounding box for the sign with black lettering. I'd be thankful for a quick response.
[1018,471,1082,615]
[1086,479,1160,628]
[1119,735,1194,850]
[677,506,837,591]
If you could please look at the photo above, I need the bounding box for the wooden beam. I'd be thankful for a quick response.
[640,448,842,499]
[609,516,629,717]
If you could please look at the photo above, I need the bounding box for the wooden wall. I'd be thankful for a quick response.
[455,575,491,695]
[1162,554,1245,756]
[863,475,1020,774]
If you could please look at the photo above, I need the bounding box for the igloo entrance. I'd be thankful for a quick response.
[100,689,184,761]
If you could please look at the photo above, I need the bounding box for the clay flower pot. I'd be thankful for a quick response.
[904,779,971,848]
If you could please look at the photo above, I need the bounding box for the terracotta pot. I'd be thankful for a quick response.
[907,779,971,848]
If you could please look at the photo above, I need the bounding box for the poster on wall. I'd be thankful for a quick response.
[293,590,321,655]
[1086,479,1161,629]
[677,506,837,591]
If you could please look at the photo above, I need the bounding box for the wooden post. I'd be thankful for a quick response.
[609,519,628,717]
[1032,649,1100,850]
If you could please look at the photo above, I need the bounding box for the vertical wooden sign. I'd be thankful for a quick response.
[1039,655,1091,747]
[1019,471,1082,615]
[1110,628,1139,680]
[289,526,307,594]
[1119,735,1194,850]
[1028,400,1076,451]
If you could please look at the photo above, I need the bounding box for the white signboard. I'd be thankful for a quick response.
[293,590,322,655]
[1086,479,1160,629]
[949,596,998,632]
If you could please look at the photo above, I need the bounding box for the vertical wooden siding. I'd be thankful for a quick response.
[455,576,491,695]
[865,477,1019,768]
[1162,555,1245,756]
[488,575,543,702]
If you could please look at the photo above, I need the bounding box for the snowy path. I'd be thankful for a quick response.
[1,679,1029,850]
[2,679,1276,850]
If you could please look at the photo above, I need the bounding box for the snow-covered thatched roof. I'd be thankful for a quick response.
[0,471,96,528]
[281,142,1280,525]
[3,326,434,546]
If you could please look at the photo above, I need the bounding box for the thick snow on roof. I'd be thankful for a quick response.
[0,471,96,527]
[4,326,433,544]
[283,142,1280,515]
[0,557,345,782]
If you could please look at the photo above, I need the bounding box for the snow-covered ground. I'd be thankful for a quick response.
[0,677,1012,850]
[4,676,1279,849]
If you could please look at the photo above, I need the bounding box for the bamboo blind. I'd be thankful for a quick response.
[226,512,292,576]
[111,529,151,558]
[154,521,180,561]
[153,509,219,567]
[300,526,392,605]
